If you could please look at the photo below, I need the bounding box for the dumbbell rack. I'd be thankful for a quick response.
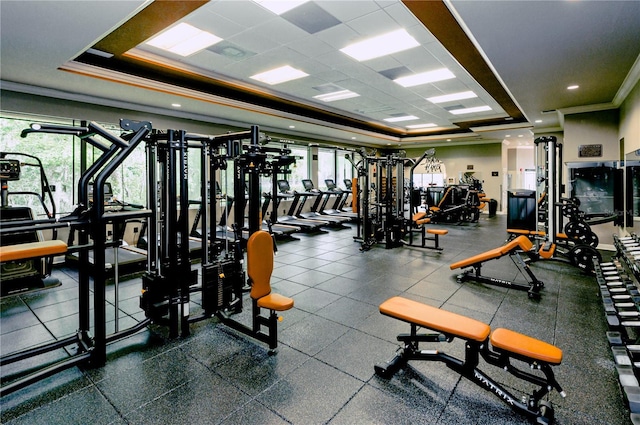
[595,235,640,424]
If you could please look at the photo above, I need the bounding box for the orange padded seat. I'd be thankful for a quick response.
[427,229,448,236]
[247,230,293,311]
[491,328,563,365]
[0,240,67,263]
[412,212,427,222]
[450,235,532,270]
[379,296,490,342]
[507,229,546,237]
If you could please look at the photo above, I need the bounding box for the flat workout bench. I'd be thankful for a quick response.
[450,235,543,298]
[406,212,448,250]
[375,296,564,424]
[0,240,68,263]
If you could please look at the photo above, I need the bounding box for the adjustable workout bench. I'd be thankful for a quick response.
[217,230,293,351]
[375,296,565,424]
[450,235,544,298]
[0,240,68,296]
[0,240,68,263]
[406,212,448,250]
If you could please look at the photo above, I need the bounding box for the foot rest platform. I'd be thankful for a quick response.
[379,296,490,342]
[0,240,68,263]
[427,229,448,236]
[450,235,532,270]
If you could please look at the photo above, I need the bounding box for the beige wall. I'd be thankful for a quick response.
[621,79,640,154]
[406,143,502,207]
[563,109,620,163]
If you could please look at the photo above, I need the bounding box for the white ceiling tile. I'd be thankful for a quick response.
[316,0,381,22]
[227,30,279,55]
[186,10,246,39]
[252,18,310,46]
[286,35,335,58]
[345,9,400,36]
[205,0,274,27]
[314,23,360,49]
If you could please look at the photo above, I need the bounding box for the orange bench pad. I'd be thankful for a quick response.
[412,212,427,222]
[257,293,294,311]
[450,235,532,270]
[379,296,490,342]
[0,240,68,263]
[491,328,563,365]
[427,229,448,235]
[507,229,546,237]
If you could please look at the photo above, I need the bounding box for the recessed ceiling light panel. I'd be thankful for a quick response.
[146,23,222,56]
[449,105,492,115]
[427,90,476,104]
[384,115,419,122]
[250,65,309,85]
[340,29,419,62]
[313,90,360,102]
[406,123,437,129]
[394,68,455,88]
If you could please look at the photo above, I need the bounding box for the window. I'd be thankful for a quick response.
[288,145,309,191]
[336,149,354,190]
[317,148,336,189]
[0,117,76,216]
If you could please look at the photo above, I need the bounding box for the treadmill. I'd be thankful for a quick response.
[294,179,350,228]
[267,180,327,232]
[317,179,358,220]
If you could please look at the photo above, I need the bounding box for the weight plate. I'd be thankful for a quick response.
[569,245,602,273]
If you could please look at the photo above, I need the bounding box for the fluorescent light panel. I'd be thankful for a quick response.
[394,68,455,88]
[253,0,309,15]
[313,90,360,102]
[384,115,419,123]
[250,65,308,85]
[406,123,438,129]
[340,29,419,62]
[449,105,492,115]
[427,90,477,104]
[146,23,221,56]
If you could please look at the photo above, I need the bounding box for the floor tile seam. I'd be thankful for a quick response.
[305,309,399,345]
[117,377,199,420]
[322,380,368,424]
[280,317,352,357]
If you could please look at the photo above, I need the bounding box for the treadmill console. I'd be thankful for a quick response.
[277,180,291,193]
[0,159,21,181]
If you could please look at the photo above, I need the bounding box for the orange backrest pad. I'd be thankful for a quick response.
[247,230,274,300]
[352,178,358,213]
[0,240,68,263]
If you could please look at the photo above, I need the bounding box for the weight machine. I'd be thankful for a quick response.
[519,136,605,272]
[1,119,153,396]
[140,125,292,351]
[348,150,410,250]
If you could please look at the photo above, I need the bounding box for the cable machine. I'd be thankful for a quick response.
[533,136,603,272]
[1,119,153,396]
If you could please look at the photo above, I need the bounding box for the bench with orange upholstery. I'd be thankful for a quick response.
[217,230,293,352]
[375,296,565,423]
[406,212,448,250]
[449,235,543,298]
[0,240,68,263]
